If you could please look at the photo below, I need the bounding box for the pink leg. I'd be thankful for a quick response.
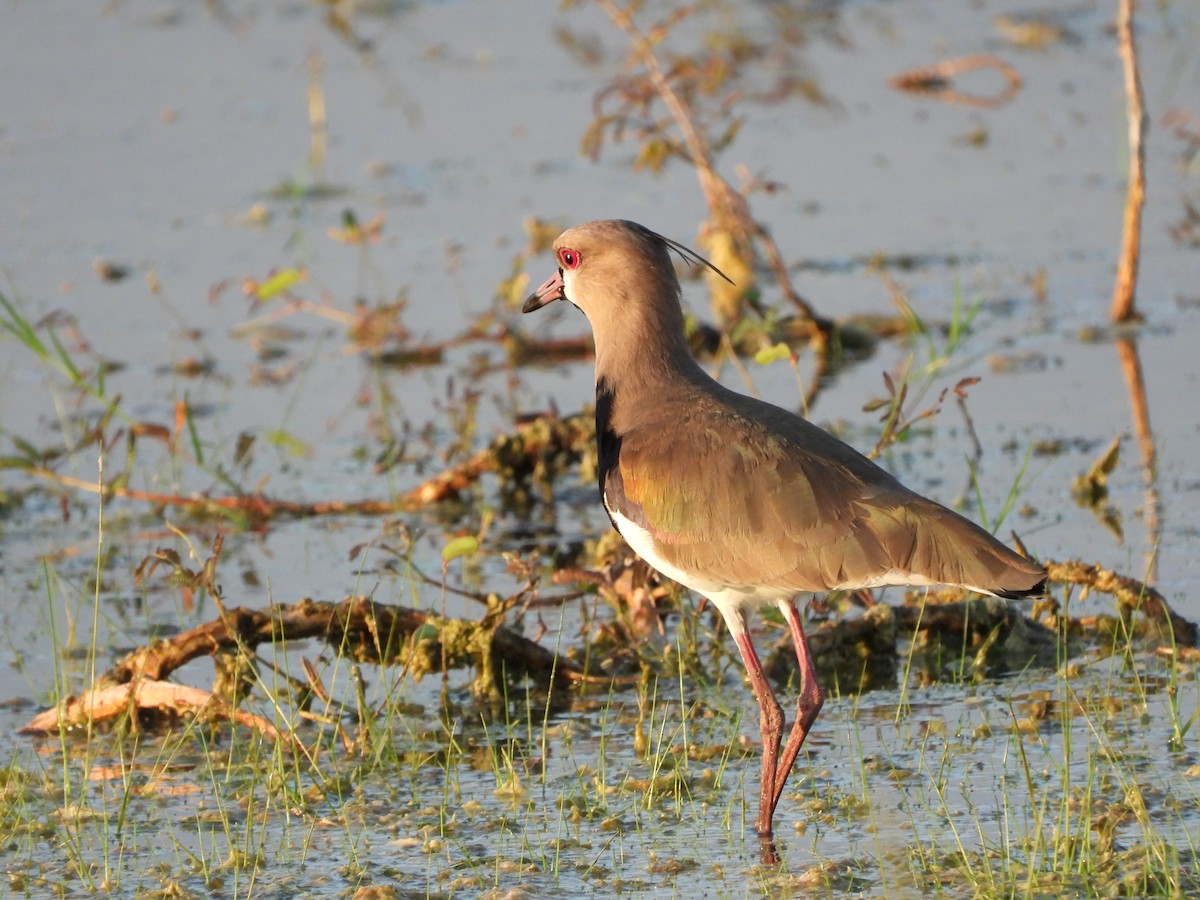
[770,600,824,810]
[731,629,786,836]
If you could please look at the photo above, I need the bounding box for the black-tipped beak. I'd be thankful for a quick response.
[522,270,565,313]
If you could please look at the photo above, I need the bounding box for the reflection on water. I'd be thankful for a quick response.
[1116,336,1159,583]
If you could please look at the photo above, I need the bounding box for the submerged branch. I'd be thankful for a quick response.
[765,564,1196,692]
[20,680,295,748]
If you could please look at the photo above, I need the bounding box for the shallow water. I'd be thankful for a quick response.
[1,0,1198,895]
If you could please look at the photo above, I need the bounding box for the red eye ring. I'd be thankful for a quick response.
[559,248,581,270]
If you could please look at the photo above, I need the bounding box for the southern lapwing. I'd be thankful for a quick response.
[522,219,1046,840]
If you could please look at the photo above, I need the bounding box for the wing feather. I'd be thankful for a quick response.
[603,400,1042,595]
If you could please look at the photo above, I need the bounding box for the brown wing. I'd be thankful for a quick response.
[607,401,1044,596]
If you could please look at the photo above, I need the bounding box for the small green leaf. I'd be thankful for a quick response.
[441,535,479,563]
[264,430,310,458]
[255,268,305,301]
[11,436,41,462]
[47,327,83,386]
[753,342,792,366]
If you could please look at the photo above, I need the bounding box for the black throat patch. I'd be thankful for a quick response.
[594,377,622,529]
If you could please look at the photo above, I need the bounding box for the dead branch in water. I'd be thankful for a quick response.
[764,576,1196,691]
[1043,557,1194,647]
[19,553,1196,742]
[891,55,1022,108]
[404,411,593,506]
[20,680,296,748]
[25,465,399,525]
[21,411,596,524]
[1111,0,1147,323]
[19,596,585,739]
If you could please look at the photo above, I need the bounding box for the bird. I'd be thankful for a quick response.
[521,219,1046,842]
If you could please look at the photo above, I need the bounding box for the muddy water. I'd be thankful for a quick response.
[0,0,1198,895]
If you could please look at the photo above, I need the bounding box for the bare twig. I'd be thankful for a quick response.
[891,55,1022,108]
[1111,0,1147,323]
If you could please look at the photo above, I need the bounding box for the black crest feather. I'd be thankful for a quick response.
[637,223,735,286]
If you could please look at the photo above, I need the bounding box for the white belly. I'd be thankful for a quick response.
[606,501,790,635]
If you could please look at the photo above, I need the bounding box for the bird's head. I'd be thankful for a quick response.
[521,219,729,323]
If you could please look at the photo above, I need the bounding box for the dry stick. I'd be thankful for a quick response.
[596,0,831,352]
[890,55,1022,109]
[26,466,398,520]
[18,597,588,737]
[1111,0,1147,323]
[23,412,592,520]
[20,680,296,748]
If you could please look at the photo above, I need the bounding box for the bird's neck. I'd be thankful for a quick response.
[592,320,710,440]
[590,298,700,396]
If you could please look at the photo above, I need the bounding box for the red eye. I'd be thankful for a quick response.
[559,248,581,269]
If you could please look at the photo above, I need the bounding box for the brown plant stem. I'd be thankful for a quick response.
[595,0,831,351]
[1111,0,1147,323]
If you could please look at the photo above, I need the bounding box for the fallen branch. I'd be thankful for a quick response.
[404,411,594,505]
[20,680,294,748]
[1043,557,1195,647]
[20,553,1195,740]
[768,595,1060,691]
[19,596,584,737]
[22,411,596,523]
[27,466,399,525]
[765,573,1196,693]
